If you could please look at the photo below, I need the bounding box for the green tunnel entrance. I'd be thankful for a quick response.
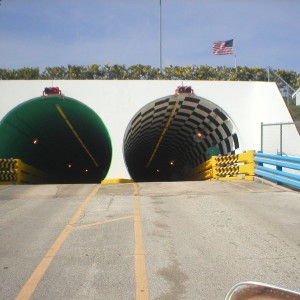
[0,95,112,183]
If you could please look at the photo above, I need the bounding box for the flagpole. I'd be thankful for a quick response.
[159,0,162,72]
[234,54,237,70]
[233,37,237,71]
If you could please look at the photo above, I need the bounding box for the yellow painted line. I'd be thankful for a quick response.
[56,104,99,167]
[146,103,179,168]
[133,183,149,300]
[74,215,133,230]
[230,181,255,192]
[101,178,134,184]
[15,184,101,300]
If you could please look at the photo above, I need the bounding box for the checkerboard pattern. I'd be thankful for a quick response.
[124,94,240,178]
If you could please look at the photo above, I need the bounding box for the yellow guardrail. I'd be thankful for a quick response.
[185,150,255,181]
[0,159,50,184]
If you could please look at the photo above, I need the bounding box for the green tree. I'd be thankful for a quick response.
[193,65,218,80]
[84,64,103,79]
[127,64,158,79]
[15,67,39,79]
[164,65,195,80]
[102,64,129,80]
[0,65,298,85]
[67,65,86,79]
[41,66,68,79]
[0,69,17,79]
[276,69,298,88]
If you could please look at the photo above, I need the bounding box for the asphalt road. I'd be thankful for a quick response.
[0,180,299,300]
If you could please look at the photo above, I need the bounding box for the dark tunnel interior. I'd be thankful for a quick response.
[123,94,240,182]
[0,95,112,183]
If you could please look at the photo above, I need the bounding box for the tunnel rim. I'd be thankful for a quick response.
[0,94,112,183]
[123,92,241,182]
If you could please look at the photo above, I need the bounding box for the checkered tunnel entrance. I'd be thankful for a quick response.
[123,94,240,182]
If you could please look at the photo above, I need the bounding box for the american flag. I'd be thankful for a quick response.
[213,39,234,55]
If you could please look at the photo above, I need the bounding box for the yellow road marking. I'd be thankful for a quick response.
[230,181,255,192]
[56,104,99,167]
[146,103,179,168]
[133,183,149,300]
[15,184,101,300]
[74,215,133,230]
[101,178,134,184]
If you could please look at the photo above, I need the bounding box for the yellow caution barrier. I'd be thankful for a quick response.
[185,150,255,181]
[0,158,18,170]
[0,170,17,182]
[0,159,50,184]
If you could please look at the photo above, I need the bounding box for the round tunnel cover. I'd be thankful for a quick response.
[0,95,112,183]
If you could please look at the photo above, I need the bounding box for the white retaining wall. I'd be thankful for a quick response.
[0,80,299,179]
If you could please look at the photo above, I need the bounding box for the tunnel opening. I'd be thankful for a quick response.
[124,93,240,182]
[0,94,112,183]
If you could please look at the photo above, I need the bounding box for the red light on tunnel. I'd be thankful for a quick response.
[43,87,61,95]
[175,86,193,94]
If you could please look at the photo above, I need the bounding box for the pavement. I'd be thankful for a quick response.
[0,180,299,300]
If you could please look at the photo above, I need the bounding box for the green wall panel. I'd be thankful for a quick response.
[0,95,112,183]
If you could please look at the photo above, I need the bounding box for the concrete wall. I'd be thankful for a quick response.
[1,80,299,179]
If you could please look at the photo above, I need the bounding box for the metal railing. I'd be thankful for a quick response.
[254,152,300,189]
[267,67,295,104]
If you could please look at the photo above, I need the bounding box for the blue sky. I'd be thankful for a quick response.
[0,0,299,72]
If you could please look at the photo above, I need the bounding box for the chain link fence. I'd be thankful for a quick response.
[261,122,300,157]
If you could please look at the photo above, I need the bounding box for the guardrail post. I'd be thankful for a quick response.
[279,123,283,156]
[261,122,263,152]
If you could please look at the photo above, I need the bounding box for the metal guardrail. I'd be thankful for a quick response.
[185,150,255,181]
[0,158,49,184]
[254,152,300,189]
[186,150,300,189]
